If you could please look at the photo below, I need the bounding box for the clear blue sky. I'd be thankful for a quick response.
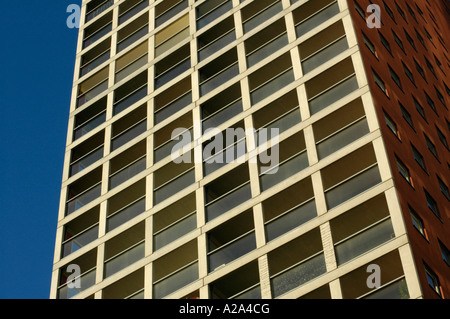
[0,1,81,298]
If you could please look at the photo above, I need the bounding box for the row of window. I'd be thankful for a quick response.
[355,0,448,55]
[63,139,382,253]
[70,0,355,186]
[58,187,400,299]
[81,0,288,64]
[366,32,448,117]
[75,0,330,140]
[56,0,446,299]
[63,0,367,263]
[76,0,343,112]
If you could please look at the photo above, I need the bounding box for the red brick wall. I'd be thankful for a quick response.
[347,0,450,299]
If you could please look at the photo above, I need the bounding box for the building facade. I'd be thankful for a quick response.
[50,0,449,299]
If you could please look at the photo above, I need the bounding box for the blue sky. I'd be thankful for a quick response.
[0,1,81,298]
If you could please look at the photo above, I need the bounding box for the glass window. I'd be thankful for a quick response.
[415,29,426,48]
[395,157,412,185]
[424,134,439,159]
[383,1,395,21]
[425,57,436,77]
[379,32,392,54]
[363,33,377,57]
[403,63,415,86]
[404,29,416,50]
[413,96,426,119]
[424,265,442,297]
[373,71,387,95]
[435,87,446,106]
[437,176,450,200]
[414,59,426,81]
[395,2,407,22]
[399,103,414,129]
[384,112,400,139]
[410,207,427,239]
[389,66,402,90]
[406,3,417,22]
[436,126,449,149]
[353,0,365,19]
[392,30,404,52]
[424,189,441,219]
[411,144,426,172]
[155,14,189,57]
[424,91,436,112]
[439,240,450,266]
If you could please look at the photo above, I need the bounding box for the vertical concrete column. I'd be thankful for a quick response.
[144,262,153,298]
[106,91,115,121]
[320,222,337,272]
[398,244,423,299]
[189,3,198,67]
[351,52,369,89]
[147,98,154,131]
[49,268,59,298]
[311,171,327,216]
[112,2,119,30]
[147,134,154,172]
[57,188,69,222]
[253,204,266,249]
[195,184,206,229]
[53,227,64,264]
[342,15,358,49]
[98,200,108,238]
[101,161,110,196]
[297,84,310,122]
[304,125,318,167]
[104,119,113,159]
[148,7,156,94]
[94,290,103,299]
[62,149,72,185]
[237,41,248,75]
[199,284,210,299]
[245,116,259,196]
[385,185,407,238]
[281,0,291,10]
[110,20,118,58]
[198,231,208,275]
[284,8,296,44]
[96,243,105,285]
[145,173,153,217]
[69,85,80,114]
[361,92,381,133]
[233,4,244,39]
[372,136,394,183]
[258,255,272,299]
[66,114,76,146]
[193,109,204,184]
[290,47,303,80]
[337,0,349,12]
[145,216,153,257]
[329,278,343,299]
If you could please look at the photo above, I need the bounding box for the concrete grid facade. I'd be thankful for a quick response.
[50,0,448,299]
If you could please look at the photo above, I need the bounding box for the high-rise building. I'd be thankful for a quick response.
[51,0,449,299]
